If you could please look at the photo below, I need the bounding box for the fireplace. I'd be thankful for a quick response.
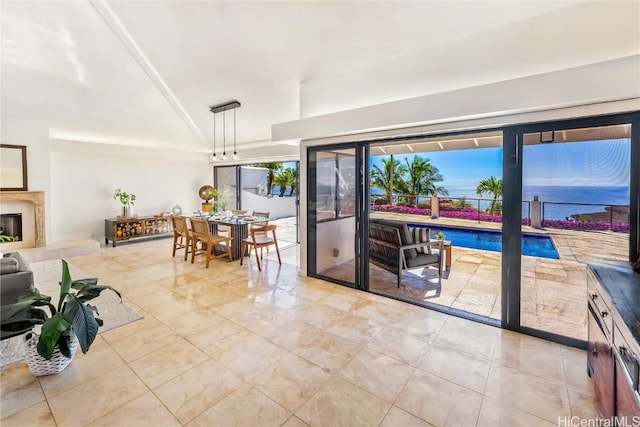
[0,191,45,248]
[0,213,22,242]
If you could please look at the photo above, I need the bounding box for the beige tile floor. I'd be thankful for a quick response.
[1,238,599,426]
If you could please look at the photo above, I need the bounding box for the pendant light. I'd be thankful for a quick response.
[222,109,227,161]
[232,107,238,160]
[210,112,217,163]
[208,100,241,163]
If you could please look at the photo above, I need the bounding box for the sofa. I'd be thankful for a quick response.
[1,252,36,340]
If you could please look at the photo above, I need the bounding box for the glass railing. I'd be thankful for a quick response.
[370,194,629,232]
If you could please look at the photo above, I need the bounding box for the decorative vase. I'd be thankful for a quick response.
[201,203,212,213]
[23,332,79,376]
[121,205,129,218]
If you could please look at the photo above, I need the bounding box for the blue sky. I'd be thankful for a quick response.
[523,139,630,187]
[371,139,630,190]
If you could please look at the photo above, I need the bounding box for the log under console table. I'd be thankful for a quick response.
[105,216,172,247]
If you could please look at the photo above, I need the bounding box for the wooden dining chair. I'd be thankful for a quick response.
[240,224,281,271]
[250,211,270,236]
[171,215,192,261]
[190,218,233,268]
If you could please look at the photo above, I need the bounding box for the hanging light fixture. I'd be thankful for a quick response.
[208,100,241,162]
[232,107,238,160]
[209,111,217,163]
[222,109,227,160]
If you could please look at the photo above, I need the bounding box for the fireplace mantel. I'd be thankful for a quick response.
[0,191,45,247]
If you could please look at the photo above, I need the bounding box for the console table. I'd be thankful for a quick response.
[105,216,172,247]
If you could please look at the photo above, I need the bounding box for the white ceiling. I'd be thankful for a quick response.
[1,1,579,154]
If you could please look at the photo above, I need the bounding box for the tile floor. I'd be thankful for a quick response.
[1,238,599,426]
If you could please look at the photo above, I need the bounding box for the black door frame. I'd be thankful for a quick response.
[502,112,640,349]
[307,143,369,289]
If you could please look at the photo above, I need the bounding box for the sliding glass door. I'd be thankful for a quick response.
[308,146,361,287]
[518,123,632,342]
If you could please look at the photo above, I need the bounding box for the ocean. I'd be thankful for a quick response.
[373,185,630,220]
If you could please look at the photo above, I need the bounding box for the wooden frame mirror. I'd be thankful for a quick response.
[0,144,28,191]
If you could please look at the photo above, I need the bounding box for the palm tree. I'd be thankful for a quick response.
[253,162,283,196]
[400,155,448,206]
[370,155,406,205]
[287,167,299,196]
[273,168,296,197]
[476,176,503,215]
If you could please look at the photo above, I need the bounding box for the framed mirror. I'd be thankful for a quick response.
[1,144,28,191]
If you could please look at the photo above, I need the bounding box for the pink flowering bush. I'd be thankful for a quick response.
[371,205,629,233]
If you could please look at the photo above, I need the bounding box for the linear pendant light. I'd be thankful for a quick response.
[210,113,217,162]
[208,100,241,163]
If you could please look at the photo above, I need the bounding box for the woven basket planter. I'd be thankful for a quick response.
[23,332,79,376]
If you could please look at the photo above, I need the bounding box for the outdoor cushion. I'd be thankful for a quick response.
[370,219,417,259]
[406,253,440,269]
[408,226,431,254]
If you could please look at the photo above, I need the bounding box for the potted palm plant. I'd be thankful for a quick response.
[113,188,136,218]
[0,260,120,376]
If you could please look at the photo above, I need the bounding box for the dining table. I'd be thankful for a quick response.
[205,213,268,260]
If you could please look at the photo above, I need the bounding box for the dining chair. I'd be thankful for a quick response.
[171,215,192,261]
[240,224,281,271]
[190,218,233,268]
[250,211,270,236]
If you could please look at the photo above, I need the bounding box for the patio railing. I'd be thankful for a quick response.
[371,194,629,232]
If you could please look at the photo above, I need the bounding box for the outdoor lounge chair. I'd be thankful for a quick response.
[369,219,443,287]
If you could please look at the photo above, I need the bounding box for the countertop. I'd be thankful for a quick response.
[589,259,640,348]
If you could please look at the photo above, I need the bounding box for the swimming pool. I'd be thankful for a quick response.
[408,224,559,259]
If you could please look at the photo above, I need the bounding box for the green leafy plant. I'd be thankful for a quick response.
[113,188,136,207]
[0,229,16,242]
[0,260,120,360]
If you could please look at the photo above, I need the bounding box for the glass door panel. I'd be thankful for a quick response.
[368,131,503,319]
[309,148,357,286]
[215,166,238,211]
[521,124,631,340]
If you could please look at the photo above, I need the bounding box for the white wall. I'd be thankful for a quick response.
[49,140,212,242]
[240,191,296,220]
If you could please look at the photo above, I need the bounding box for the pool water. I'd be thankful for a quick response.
[408,224,559,259]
